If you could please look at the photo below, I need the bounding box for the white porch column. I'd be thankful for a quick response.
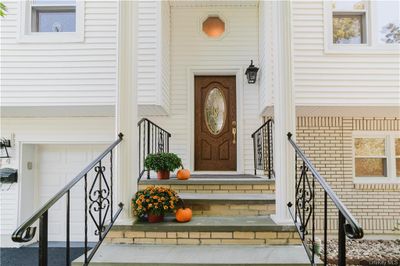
[116,0,138,222]
[271,0,296,224]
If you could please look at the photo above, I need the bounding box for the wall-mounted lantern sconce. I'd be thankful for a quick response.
[0,138,11,158]
[245,60,259,84]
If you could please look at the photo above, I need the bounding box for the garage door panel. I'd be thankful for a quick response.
[37,144,107,242]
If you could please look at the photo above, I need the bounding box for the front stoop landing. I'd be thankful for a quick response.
[107,216,300,245]
[72,244,317,266]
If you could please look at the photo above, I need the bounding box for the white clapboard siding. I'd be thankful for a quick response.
[292,0,400,106]
[0,0,118,107]
[137,0,170,115]
[258,1,274,113]
[146,6,262,174]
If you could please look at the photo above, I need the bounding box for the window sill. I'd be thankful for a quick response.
[354,176,400,191]
[17,32,84,43]
[324,44,400,55]
[353,182,400,191]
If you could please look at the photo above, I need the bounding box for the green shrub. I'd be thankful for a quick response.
[144,153,182,172]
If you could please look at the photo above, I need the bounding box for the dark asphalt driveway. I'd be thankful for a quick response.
[0,242,93,266]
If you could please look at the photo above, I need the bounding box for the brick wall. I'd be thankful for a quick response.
[296,117,400,234]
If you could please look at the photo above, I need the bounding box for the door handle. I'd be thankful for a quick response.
[232,121,237,144]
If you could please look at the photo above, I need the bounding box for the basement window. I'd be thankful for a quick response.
[18,0,84,43]
[354,138,387,177]
[353,133,400,184]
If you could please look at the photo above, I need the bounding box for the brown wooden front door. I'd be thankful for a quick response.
[195,76,237,171]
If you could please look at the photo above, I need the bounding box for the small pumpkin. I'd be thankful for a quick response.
[176,207,192,223]
[175,198,192,223]
[177,168,190,180]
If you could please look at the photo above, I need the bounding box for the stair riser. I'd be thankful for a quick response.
[186,202,275,216]
[106,231,301,245]
[138,184,275,194]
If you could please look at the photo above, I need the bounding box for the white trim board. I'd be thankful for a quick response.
[187,67,245,174]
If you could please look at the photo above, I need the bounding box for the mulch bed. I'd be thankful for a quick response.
[319,239,400,266]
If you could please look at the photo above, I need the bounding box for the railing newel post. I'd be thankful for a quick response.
[147,120,151,179]
[110,150,114,219]
[39,211,48,266]
[267,121,271,179]
[338,212,346,266]
[84,173,88,265]
[252,135,257,175]
[324,191,328,266]
[66,190,70,266]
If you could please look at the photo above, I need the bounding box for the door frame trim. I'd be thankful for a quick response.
[187,67,245,174]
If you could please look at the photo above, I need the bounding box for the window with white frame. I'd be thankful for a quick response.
[325,0,400,51]
[374,1,400,44]
[331,0,368,44]
[18,0,84,42]
[31,0,76,32]
[353,133,400,183]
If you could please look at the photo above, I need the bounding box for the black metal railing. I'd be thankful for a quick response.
[12,133,124,266]
[251,119,274,178]
[138,118,171,181]
[287,132,364,266]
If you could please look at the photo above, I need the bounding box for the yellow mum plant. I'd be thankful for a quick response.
[132,186,179,218]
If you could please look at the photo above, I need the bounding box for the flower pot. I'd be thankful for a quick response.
[148,213,164,223]
[157,170,170,180]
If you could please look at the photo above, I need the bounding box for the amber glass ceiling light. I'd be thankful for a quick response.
[202,16,225,38]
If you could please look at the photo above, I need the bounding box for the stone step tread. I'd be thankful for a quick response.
[72,244,317,266]
[180,193,275,203]
[139,175,274,185]
[113,216,296,232]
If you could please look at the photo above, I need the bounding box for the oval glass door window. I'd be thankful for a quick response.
[205,88,226,135]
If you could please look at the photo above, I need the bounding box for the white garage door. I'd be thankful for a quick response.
[37,144,108,242]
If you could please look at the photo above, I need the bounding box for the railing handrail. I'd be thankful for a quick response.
[287,132,364,239]
[12,133,124,243]
[137,118,171,137]
[251,118,273,138]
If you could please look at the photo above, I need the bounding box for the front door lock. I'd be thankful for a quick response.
[232,121,237,144]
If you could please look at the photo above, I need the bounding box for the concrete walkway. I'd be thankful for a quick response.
[73,244,316,266]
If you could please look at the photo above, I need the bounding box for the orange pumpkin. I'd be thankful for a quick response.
[175,207,192,223]
[177,169,190,180]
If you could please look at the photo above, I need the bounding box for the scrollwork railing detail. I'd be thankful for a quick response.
[12,134,124,266]
[287,132,363,266]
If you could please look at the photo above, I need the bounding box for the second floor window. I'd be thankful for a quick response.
[326,0,400,51]
[18,0,84,42]
[332,0,367,44]
[375,1,400,44]
[31,0,76,32]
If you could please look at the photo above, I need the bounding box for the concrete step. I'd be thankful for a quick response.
[107,216,299,245]
[138,175,275,194]
[72,244,317,266]
[180,193,275,216]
